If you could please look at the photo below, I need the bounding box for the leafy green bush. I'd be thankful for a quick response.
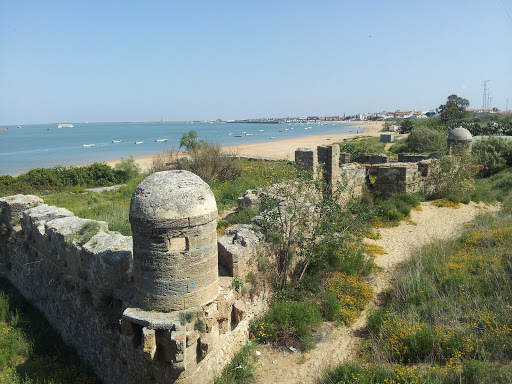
[320,291,340,321]
[113,158,141,181]
[473,136,512,177]
[251,300,322,350]
[403,126,447,154]
[0,162,139,197]
[336,136,386,161]
[374,193,421,225]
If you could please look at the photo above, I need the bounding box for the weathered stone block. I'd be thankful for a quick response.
[81,231,133,295]
[142,327,157,361]
[218,224,264,279]
[186,330,199,347]
[172,327,186,363]
[237,190,260,210]
[295,148,318,177]
[232,300,246,324]
[0,195,43,224]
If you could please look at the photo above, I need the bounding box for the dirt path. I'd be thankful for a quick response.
[252,201,496,384]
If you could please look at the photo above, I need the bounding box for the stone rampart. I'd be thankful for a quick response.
[294,146,442,201]
[358,153,388,165]
[397,154,430,163]
[0,177,268,383]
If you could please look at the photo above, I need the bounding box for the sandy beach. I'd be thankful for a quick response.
[104,121,384,171]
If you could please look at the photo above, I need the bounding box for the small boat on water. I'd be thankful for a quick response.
[270,137,276,139]
[155,139,168,142]
[58,123,74,128]
[135,141,144,144]
[0,127,8,130]
[112,140,122,143]
[234,135,243,138]
[257,129,264,132]
[245,133,253,136]
[82,144,95,148]
[227,133,233,135]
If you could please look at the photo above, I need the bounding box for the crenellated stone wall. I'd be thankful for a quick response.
[0,176,269,383]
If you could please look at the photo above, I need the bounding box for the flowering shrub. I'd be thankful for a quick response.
[326,273,373,325]
[432,198,460,209]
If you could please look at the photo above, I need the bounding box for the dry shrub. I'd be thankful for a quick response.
[179,144,242,182]
[151,144,242,183]
[150,148,181,173]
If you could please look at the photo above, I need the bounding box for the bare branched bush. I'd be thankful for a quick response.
[151,144,242,183]
[150,148,179,173]
[179,144,242,182]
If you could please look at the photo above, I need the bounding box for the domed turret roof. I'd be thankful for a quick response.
[448,127,472,142]
[130,170,217,220]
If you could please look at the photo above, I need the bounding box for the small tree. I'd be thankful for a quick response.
[438,94,470,125]
[404,127,447,154]
[473,136,512,177]
[179,130,206,150]
[400,119,414,134]
[258,169,376,289]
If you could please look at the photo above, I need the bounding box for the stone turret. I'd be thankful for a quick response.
[129,170,219,312]
[447,126,472,155]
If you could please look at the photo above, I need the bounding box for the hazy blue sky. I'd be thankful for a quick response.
[1,0,511,125]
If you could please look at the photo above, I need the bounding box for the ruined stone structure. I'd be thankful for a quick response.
[397,153,431,163]
[0,171,268,384]
[295,145,441,200]
[358,153,388,165]
[447,126,473,155]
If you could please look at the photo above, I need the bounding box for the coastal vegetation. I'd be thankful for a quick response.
[319,200,512,383]
[0,159,140,197]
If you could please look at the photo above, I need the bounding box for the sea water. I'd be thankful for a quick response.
[0,122,359,175]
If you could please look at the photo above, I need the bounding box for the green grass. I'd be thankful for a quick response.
[472,167,512,204]
[250,299,322,351]
[44,177,143,236]
[320,200,512,383]
[214,344,259,384]
[334,136,387,161]
[0,278,97,383]
[210,160,297,211]
[36,160,296,236]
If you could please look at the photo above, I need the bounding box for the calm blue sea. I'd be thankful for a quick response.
[0,122,359,175]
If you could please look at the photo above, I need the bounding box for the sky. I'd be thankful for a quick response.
[0,0,511,125]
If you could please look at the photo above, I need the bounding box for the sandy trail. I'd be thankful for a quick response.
[252,202,495,384]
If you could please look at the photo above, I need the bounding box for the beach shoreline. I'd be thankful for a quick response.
[103,121,384,171]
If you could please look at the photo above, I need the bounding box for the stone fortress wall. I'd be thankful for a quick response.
[0,171,268,384]
[294,145,442,199]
